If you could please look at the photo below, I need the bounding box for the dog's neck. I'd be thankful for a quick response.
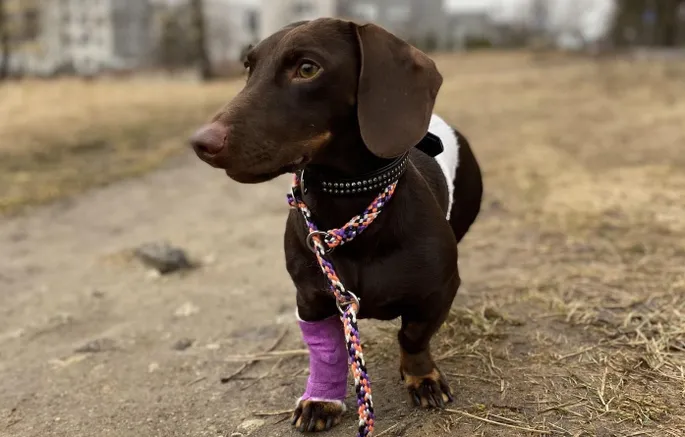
[295,116,442,229]
[307,126,393,178]
[303,120,409,192]
[297,123,403,230]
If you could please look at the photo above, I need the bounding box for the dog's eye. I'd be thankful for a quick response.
[295,61,321,80]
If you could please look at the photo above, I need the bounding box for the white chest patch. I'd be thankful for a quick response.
[428,114,460,218]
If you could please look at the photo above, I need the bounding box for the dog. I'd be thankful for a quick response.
[190,18,483,434]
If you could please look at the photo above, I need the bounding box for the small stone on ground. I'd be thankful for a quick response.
[134,241,195,274]
[172,338,194,351]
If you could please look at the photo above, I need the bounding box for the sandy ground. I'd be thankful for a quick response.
[2,54,685,437]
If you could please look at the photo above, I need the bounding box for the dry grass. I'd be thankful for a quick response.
[412,51,685,436]
[0,77,244,213]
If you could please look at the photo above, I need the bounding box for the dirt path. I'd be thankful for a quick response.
[2,56,685,437]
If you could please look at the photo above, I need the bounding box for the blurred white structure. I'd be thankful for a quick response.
[449,11,496,50]
[259,0,336,41]
[339,0,413,34]
[8,0,152,76]
[204,0,260,63]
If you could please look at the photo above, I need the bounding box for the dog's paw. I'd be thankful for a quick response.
[402,368,454,409]
[291,399,345,433]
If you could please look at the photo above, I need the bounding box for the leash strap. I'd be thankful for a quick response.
[287,173,398,437]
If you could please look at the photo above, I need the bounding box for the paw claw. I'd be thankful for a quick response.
[403,368,453,410]
[431,388,445,409]
[292,399,344,433]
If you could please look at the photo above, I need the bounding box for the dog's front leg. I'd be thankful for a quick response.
[291,311,348,433]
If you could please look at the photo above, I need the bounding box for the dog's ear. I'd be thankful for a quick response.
[354,23,443,159]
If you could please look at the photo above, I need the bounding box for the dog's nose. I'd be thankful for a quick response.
[189,123,228,156]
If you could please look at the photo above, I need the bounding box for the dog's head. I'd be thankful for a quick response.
[189,18,442,184]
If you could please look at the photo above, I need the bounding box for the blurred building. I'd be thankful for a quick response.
[258,0,495,51]
[448,10,497,50]
[205,0,260,63]
[148,0,260,68]
[338,0,413,36]
[339,0,496,51]
[260,0,336,41]
[2,0,43,75]
[4,0,153,76]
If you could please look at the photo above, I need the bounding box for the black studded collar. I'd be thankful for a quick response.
[298,132,444,196]
[301,152,409,196]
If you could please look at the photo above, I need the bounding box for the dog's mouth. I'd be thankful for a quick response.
[226,155,311,183]
[282,155,309,172]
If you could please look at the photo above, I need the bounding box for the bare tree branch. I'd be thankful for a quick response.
[0,0,10,80]
[189,0,213,81]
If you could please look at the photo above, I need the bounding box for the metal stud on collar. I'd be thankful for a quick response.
[315,153,409,196]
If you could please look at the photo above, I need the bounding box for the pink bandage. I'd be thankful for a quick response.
[297,314,349,405]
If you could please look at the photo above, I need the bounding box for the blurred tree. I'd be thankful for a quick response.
[0,0,9,79]
[189,0,213,81]
[465,36,494,50]
[526,0,554,50]
[653,0,683,46]
[529,0,550,37]
[157,8,196,74]
[422,33,439,53]
[608,0,643,46]
[609,0,684,47]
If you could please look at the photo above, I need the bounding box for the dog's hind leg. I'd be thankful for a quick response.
[397,275,459,408]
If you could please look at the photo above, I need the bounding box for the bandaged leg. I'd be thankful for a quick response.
[297,313,349,409]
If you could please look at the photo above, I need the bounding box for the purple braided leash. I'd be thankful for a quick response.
[287,173,399,437]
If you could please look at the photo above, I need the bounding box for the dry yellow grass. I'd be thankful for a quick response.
[0,77,244,213]
[421,51,685,436]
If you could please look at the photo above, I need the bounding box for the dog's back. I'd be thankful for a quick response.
[411,114,483,244]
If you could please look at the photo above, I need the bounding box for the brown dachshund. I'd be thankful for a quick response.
[190,17,483,434]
